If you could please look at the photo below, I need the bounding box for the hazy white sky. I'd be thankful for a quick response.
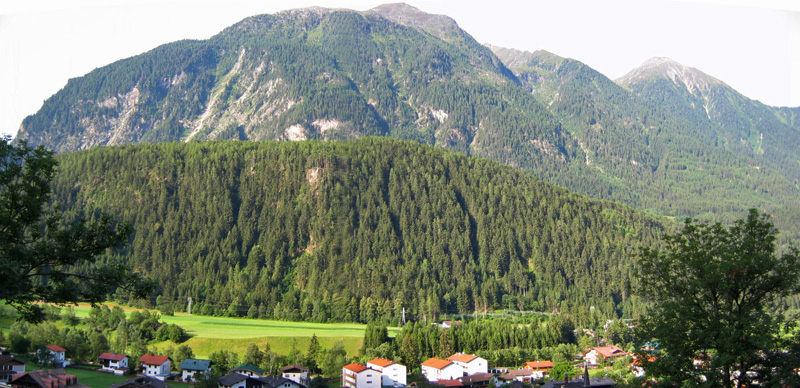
[1,0,799,139]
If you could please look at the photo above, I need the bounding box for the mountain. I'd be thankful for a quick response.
[490,46,800,241]
[16,4,572,176]
[52,138,664,323]
[14,4,800,238]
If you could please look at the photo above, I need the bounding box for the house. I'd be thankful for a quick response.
[447,353,487,376]
[138,355,172,381]
[218,374,303,388]
[98,353,129,375]
[420,358,462,382]
[230,364,265,378]
[10,369,88,388]
[366,358,407,386]
[522,361,554,379]
[257,376,303,388]
[496,369,535,384]
[630,356,656,378]
[523,361,554,372]
[435,379,463,388]
[440,321,461,329]
[180,358,212,382]
[0,355,25,384]
[280,364,309,387]
[218,373,253,388]
[109,376,166,388]
[541,364,616,388]
[45,345,70,367]
[583,346,627,366]
[342,363,381,388]
[458,372,492,388]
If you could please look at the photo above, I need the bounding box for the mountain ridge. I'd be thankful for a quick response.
[15,3,800,243]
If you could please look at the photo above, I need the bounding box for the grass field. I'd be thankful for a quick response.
[69,304,398,357]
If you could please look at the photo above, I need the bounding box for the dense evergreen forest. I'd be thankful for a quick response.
[52,139,664,325]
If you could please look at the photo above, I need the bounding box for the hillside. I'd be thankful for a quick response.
[490,46,800,241]
[52,139,664,324]
[17,4,572,176]
[15,4,800,241]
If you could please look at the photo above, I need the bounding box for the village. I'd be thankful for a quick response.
[0,335,654,388]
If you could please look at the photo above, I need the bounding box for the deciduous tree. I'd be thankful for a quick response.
[0,138,153,323]
[636,209,800,387]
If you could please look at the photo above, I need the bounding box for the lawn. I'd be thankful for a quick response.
[69,304,397,357]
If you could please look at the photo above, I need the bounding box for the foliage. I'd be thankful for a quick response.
[51,139,665,324]
[635,209,800,387]
[209,349,240,374]
[0,138,154,323]
[244,343,265,366]
[321,341,348,378]
[168,344,195,369]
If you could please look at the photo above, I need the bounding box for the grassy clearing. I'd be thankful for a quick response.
[69,304,393,357]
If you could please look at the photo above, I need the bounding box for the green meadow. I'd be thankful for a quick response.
[70,304,398,357]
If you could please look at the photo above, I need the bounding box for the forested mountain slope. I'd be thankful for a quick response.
[490,47,800,242]
[17,4,574,177]
[53,139,664,323]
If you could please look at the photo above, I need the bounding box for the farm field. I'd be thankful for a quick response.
[70,304,398,357]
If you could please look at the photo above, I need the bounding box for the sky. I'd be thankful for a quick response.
[1,0,799,139]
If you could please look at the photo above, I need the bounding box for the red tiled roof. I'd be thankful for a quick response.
[523,361,554,370]
[46,345,67,352]
[437,379,464,387]
[99,353,128,361]
[447,353,478,363]
[343,363,366,373]
[421,358,452,369]
[586,346,627,358]
[367,358,395,367]
[139,355,169,365]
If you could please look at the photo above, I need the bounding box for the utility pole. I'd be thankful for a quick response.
[187,297,193,315]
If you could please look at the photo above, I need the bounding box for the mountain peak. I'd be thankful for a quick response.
[616,57,725,94]
[367,3,460,39]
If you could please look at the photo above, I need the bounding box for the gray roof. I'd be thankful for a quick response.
[257,376,297,388]
[179,358,212,371]
[109,376,166,388]
[219,373,250,387]
[540,376,617,388]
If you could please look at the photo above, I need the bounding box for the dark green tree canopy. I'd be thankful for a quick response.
[0,137,153,323]
[636,209,800,388]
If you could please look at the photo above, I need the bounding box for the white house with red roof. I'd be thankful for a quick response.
[420,358,462,382]
[583,346,628,366]
[46,345,70,367]
[522,361,554,379]
[139,355,171,380]
[366,358,406,386]
[342,363,380,388]
[98,353,129,375]
[446,353,487,376]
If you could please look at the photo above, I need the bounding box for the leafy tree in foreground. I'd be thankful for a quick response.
[636,209,800,387]
[0,138,153,323]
